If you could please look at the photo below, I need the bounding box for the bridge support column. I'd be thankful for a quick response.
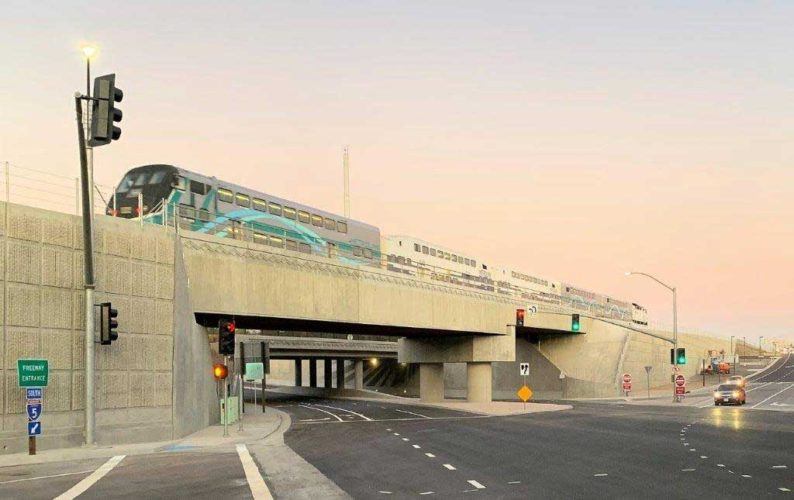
[324,359,333,389]
[336,359,345,389]
[466,362,492,403]
[419,363,444,402]
[309,359,318,388]
[354,360,364,390]
[294,358,303,387]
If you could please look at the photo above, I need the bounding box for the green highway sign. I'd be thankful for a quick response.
[17,359,49,387]
[244,362,265,381]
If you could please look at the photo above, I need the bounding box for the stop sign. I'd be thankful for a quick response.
[623,373,632,384]
[675,374,686,387]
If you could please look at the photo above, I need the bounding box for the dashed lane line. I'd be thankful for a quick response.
[419,491,435,495]
[508,481,521,485]
[751,383,794,409]
[593,473,608,477]
[236,444,274,500]
[780,487,791,492]
[299,404,344,422]
[443,464,456,470]
[54,455,125,500]
[772,465,788,469]
[394,408,432,419]
[467,480,486,490]
[313,404,373,421]
[402,438,410,442]
[682,469,696,472]
[412,445,421,449]
[425,453,436,458]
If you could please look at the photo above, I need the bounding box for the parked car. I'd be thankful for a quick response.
[714,384,746,406]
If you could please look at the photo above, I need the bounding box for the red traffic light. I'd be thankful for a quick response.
[227,321,235,333]
[213,363,229,380]
[516,309,525,327]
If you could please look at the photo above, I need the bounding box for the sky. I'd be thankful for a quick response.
[1,1,792,342]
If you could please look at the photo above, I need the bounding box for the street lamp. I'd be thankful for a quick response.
[625,271,678,401]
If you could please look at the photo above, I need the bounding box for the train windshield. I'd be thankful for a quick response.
[108,165,178,218]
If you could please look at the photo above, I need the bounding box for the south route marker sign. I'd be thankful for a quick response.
[17,359,48,387]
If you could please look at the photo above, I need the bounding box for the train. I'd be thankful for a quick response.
[108,164,649,326]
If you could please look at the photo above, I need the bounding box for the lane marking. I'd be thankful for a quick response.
[690,449,697,452]
[717,464,725,467]
[299,404,344,422]
[443,464,456,470]
[314,404,373,421]
[741,474,752,478]
[700,456,708,459]
[750,383,794,408]
[386,428,392,432]
[0,470,94,485]
[394,408,431,419]
[402,438,410,442]
[750,355,790,382]
[594,473,608,477]
[394,433,400,436]
[682,469,696,472]
[419,491,435,495]
[299,418,331,422]
[780,487,791,492]
[772,465,788,469]
[236,444,274,500]
[379,491,392,495]
[425,453,436,458]
[54,455,125,500]
[412,444,421,449]
[508,481,521,484]
[467,480,485,489]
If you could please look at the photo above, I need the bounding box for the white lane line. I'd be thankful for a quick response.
[419,491,435,495]
[593,473,608,477]
[682,469,696,472]
[467,480,485,489]
[700,456,708,459]
[425,453,436,458]
[379,491,393,495]
[0,470,95,485]
[780,487,791,492]
[508,481,521,484]
[386,428,392,432]
[394,408,431,419]
[394,433,400,436]
[54,455,125,500]
[314,404,373,421]
[299,418,331,422]
[443,464,456,470]
[751,383,794,408]
[412,444,421,449]
[299,404,344,422]
[690,449,697,452]
[402,438,410,442]
[236,444,273,500]
[772,465,788,469]
[741,474,752,478]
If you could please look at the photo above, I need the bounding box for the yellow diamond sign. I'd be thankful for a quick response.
[517,385,533,402]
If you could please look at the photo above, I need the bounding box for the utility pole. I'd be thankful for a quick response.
[343,146,350,218]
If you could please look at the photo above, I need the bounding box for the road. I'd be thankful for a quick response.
[282,396,793,498]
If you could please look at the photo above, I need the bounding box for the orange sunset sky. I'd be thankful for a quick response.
[1,1,792,341]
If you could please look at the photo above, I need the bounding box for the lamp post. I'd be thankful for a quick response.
[80,44,97,216]
[626,271,678,401]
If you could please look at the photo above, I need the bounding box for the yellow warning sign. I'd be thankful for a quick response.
[517,385,533,402]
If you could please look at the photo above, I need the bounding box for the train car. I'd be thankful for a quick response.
[107,164,381,266]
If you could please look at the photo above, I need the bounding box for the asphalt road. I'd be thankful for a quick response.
[283,396,793,498]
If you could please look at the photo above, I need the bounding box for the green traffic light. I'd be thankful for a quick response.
[571,314,580,332]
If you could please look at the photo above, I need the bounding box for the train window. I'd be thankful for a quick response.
[172,175,187,191]
[337,221,348,233]
[387,254,396,263]
[268,202,282,216]
[363,248,373,259]
[133,173,148,187]
[253,232,267,244]
[235,193,251,207]
[299,242,311,254]
[471,260,476,267]
[406,258,412,266]
[311,214,323,227]
[253,198,267,212]
[283,207,296,220]
[353,246,363,257]
[150,171,167,185]
[429,248,436,257]
[397,256,405,264]
[298,210,311,223]
[178,204,195,219]
[218,188,234,203]
[414,243,420,252]
[268,236,284,248]
[422,245,429,254]
[191,181,208,195]
[197,209,211,222]
[324,218,336,231]
[286,239,298,251]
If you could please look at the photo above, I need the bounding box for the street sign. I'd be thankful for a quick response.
[517,385,533,402]
[26,403,42,421]
[27,422,41,436]
[244,362,265,381]
[26,388,42,399]
[644,365,653,374]
[675,374,686,395]
[622,373,632,391]
[519,363,530,376]
[17,359,49,387]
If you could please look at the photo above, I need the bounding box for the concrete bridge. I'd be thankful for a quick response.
[0,202,732,454]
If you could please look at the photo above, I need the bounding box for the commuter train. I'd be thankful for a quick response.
[108,164,648,326]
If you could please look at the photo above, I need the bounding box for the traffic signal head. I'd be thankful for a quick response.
[213,363,228,380]
[218,318,236,355]
[516,309,525,327]
[677,348,686,365]
[89,74,123,147]
[99,302,119,345]
[571,313,580,332]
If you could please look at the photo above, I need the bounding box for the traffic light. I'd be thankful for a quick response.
[571,314,580,332]
[670,347,687,364]
[89,74,123,147]
[213,363,229,380]
[218,318,236,355]
[516,309,525,327]
[99,302,118,345]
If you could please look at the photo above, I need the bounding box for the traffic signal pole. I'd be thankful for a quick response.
[74,94,96,445]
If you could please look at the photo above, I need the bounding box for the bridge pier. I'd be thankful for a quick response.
[294,358,303,387]
[309,359,318,387]
[354,360,364,390]
[466,362,492,403]
[324,359,333,389]
[419,363,445,402]
[336,359,345,389]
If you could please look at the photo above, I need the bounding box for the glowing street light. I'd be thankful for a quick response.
[81,44,97,60]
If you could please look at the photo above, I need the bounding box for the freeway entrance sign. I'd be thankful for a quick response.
[27,422,41,436]
[17,360,48,387]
